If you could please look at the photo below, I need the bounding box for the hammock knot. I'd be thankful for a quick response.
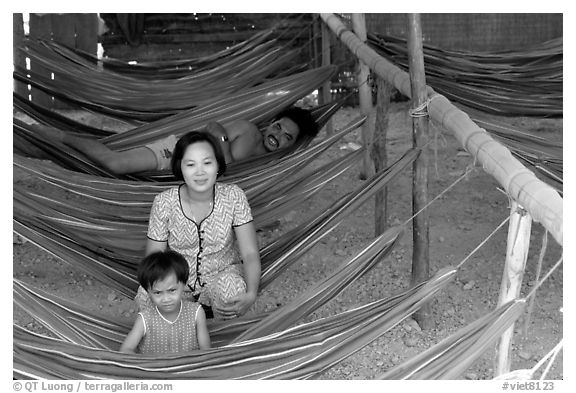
[409,94,440,118]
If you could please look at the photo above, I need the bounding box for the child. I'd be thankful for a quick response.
[120,250,211,354]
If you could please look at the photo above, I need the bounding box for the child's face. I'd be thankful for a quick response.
[147,272,186,316]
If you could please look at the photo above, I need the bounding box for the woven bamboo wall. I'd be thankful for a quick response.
[365,13,563,51]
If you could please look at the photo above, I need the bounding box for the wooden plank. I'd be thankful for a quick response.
[320,13,563,246]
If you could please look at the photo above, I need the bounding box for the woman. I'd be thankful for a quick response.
[136,131,261,320]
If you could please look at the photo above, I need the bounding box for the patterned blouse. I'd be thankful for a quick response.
[147,182,253,303]
[137,301,201,354]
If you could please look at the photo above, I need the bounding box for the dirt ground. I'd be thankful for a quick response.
[12,102,563,380]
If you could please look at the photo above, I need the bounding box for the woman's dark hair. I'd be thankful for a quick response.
[138,250,189,291]
[171,131,227,179]
[275,107,319,142]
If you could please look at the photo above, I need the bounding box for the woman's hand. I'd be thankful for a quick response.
[214,291,257,319]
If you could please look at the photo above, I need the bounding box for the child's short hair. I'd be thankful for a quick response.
[137,250,189,291]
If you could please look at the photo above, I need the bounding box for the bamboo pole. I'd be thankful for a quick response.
[351,14,375,179]
[321,20,334,135]
[319,13,562,247]
[494,201,533,376]
[407,14,433,330]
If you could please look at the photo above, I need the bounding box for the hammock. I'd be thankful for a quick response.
[14,150,447,379]
[13,147,528,379]
[14,65,341,181]
[13,116,368,281]
[368,34,562,117]
[67,14,312,79]
[13,145,366,293]
[470,114,563,192]
[13,93,120,137]
[13,249,455,380]
[36,27,281,79]
[14,115,366,222]
[13,110,366,301]
[14,255,525,379]
[16,40,304,121]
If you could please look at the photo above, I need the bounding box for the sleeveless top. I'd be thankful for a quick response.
[137,301,201,354]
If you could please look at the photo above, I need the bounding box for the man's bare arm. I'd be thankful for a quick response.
[205,121,233,163]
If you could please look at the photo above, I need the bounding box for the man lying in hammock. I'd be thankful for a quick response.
[30,107,319,175]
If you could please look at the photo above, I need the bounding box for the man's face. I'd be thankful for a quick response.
[262,117,300,152]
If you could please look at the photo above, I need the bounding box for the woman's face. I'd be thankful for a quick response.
[262,117,300,152]
[180,141,219,193]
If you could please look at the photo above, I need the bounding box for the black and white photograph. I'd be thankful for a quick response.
[12,10,565,385]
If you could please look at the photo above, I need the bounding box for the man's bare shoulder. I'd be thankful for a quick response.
[226,119,267,160]
[226,119,259,139]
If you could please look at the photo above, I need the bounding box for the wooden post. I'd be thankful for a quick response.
[351,13,375,179]
[28,13,54,108]
[73,13,98,56]
[407,13,433,330]
[312,16,322,69]
[320,20,333,135]
[13,13,28,99]
[373,77,392,236]
[495,200,532,376]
